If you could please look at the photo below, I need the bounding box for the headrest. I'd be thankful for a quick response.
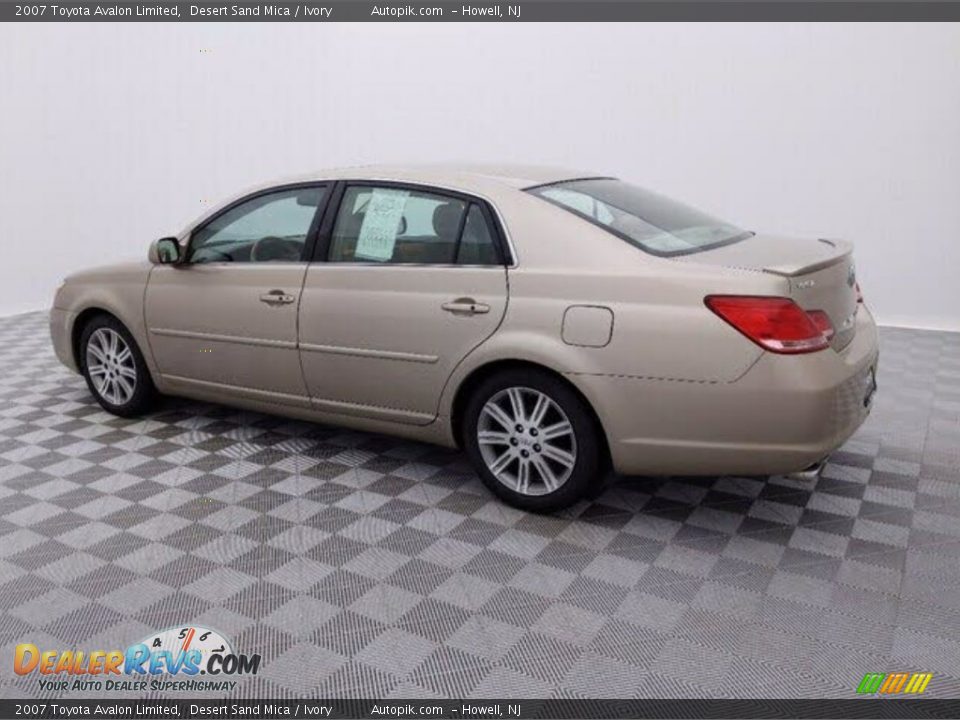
[343,210,366,236]
[432,203,463,239]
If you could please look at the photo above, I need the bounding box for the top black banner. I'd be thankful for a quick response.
[3,0,960,21]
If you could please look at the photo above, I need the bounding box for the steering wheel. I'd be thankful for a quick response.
[250,236,303,262]
[192,247,232,263]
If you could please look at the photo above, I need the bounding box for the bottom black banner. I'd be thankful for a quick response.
[3,699,960,719]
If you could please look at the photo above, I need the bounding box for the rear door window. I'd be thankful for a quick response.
[456,204,501,265]
[328,185,502,266]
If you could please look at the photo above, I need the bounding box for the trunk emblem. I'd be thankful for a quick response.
[796,279,816,289]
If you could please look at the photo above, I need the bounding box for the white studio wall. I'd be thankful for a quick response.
[1,22,958,329]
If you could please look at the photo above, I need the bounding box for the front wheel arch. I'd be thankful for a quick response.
[72,307,116,372]
[451,359,611,471]
[77,313,157,417]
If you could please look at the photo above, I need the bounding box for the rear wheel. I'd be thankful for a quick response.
[80,315,156,417]
[463,369,602,512]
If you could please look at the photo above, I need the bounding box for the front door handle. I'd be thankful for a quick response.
[260,290,296,305]
[442,298,490,315]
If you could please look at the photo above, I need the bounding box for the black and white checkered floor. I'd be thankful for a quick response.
[1,311,958,699]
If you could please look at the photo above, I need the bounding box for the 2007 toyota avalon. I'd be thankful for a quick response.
[50,165,879,511]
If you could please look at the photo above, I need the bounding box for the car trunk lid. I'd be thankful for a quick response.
[681,233,859,350]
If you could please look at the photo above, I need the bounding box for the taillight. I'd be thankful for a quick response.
[705,296,831,354]
[806,310,835,341]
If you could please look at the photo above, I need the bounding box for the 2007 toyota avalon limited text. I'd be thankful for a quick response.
[50,164,879,511]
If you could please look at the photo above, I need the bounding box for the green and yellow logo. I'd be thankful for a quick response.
[857,672,932,695]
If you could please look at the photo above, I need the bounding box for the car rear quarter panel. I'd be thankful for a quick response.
[438,192,789,427]
[448,193,786,376]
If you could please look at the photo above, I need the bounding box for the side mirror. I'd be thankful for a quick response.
[148,237,181,265]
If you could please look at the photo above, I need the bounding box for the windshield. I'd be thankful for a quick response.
[528,178,753,256]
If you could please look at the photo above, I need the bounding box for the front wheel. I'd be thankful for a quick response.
[463,369,602,512]
[80,315,156,417]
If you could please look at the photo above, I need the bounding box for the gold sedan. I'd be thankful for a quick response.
[50,165,879,511]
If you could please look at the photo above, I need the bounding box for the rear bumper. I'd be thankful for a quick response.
[50,307,79,373]
[576,306,880,477]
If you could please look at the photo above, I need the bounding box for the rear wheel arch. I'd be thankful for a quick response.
[450,359,612,469]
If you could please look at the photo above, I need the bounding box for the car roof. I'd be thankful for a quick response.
[182,164,610,239]
[279,164,606,192]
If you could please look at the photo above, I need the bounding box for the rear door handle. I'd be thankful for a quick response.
[442,298,490,315]
[260,290,296,305]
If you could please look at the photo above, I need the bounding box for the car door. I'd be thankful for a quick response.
[299,182,509,424]
[144,184,328,407]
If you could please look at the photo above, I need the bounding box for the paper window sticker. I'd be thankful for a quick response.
[355,188,409,261]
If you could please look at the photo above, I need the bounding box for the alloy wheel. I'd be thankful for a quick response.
[85,328,138,406]
[476,386,578,496]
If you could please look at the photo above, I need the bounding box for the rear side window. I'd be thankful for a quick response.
[328,185,502,265]
[457,205,500,265]
[528,178,753,257]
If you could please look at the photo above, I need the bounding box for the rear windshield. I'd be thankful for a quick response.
[527,178,753,256]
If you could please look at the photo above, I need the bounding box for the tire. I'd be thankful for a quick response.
[463,368,602,512]
[79,315,156,417]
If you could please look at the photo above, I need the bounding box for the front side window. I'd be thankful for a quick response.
[328,186,501,265]
[528,178,753,256]
[189,186,326,263]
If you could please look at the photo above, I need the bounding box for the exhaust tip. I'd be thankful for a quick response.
[785,458,828,482]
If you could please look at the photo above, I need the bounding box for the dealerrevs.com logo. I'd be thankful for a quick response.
[14,625,261,693]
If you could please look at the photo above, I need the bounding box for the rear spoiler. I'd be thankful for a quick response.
[761,238,853,277]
